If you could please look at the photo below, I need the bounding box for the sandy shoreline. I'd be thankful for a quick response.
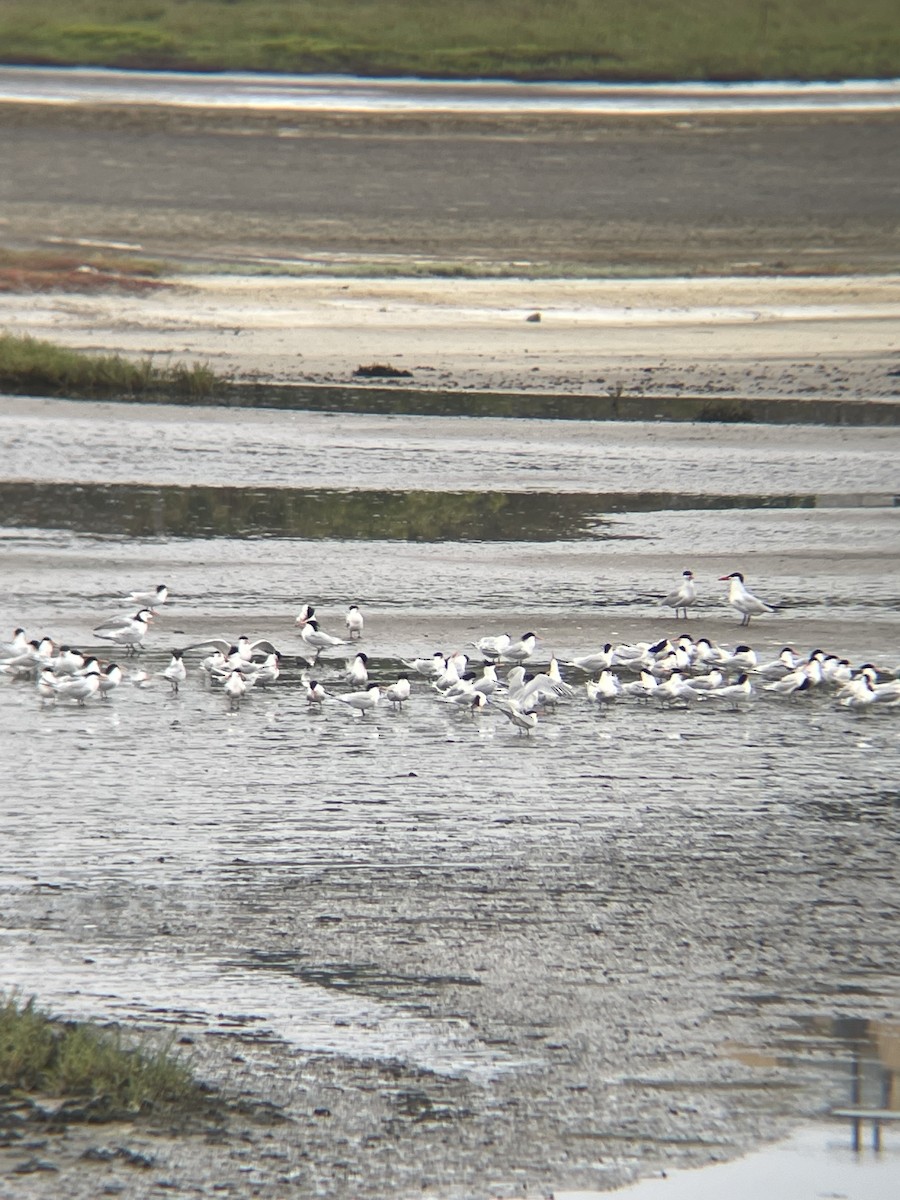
[2,272,899,400]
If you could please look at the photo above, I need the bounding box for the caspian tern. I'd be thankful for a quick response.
[93,609,153,655]
[719,572,775,626]
[305,678,326,706]
[663,570,697,620]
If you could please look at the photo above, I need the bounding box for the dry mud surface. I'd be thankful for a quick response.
[1,100,899,1199]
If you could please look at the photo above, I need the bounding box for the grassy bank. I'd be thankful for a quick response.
[0,331,222,399]
[0,1,897,81]
[0,994,199,1113]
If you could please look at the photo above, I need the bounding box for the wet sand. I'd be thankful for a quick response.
[2,273,899,400]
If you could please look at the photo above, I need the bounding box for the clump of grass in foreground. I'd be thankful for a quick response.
[0,331,222,399]
[0,994,199,1111]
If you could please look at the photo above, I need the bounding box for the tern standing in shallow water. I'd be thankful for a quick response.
[162,650,186,694]
[335,682,381,717]
[300,619,349,661]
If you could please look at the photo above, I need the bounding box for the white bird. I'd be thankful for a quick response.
[295,603,316,627]
[470,662,500,698]
[98,663,123,701]
[683,668,725,694]
[707,673,754,709]
[248,651,282,688]
[622,671,659,702]
[446,650,469,677]
[693,637,727,667]
[655,671,697,706]
[432,656,463,693]
[53,646,86,676]
[345,605,364,639]
[838,674,877,710]
[224,669,247,710]
[663,569,697,620]
[586,670,621,705]
[402,652,446,678]
[344,652,369,686]
[505,666,571,711]
[200,649,229,685]
[562,645,614,674]
[52,664,102,705]
[162,650,187,694]
[763,668,812,698]
[471,633,511,661]
[36,666,58,702]
[384,675,411,709]
[1,628,28,660]
[300,619,349,660]
[305,678,326,706]
[93,609,153,654]
[500,632,539,664]
[716,644,758,672]
[125,583,168,609]
[492,697,538,735]
[753,647,801,680]
[335,682,381,717]
[719,572,775,626]
[1,640,47,679]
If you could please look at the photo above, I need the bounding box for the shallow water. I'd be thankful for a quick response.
[1,399,898,1197]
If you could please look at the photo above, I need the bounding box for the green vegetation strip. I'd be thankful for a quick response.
[0,332,220,399]
[0,0,897,82]
[0,994,199,1115]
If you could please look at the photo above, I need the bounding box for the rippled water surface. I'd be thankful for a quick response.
[1,398,898,1197]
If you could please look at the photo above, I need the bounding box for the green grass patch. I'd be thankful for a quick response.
[0,331,223,399]
[0,1,897,81]
[0,994,199,1111]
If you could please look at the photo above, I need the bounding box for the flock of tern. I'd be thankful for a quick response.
[2,571,898,731]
